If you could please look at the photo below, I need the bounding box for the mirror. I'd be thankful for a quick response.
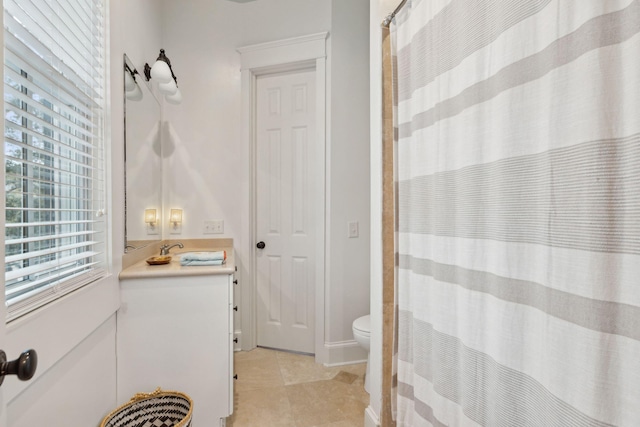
[124,54,162,251]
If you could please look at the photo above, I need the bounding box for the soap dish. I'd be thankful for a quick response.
[146,256,172,265]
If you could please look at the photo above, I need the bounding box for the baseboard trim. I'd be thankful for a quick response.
[234,337,368,365]
[322,339,368,367]
[365,405,380,427]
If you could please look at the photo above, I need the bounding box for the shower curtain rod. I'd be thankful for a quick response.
[382,0,408,27]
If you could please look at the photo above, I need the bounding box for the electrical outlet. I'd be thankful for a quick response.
[348,221,359,238]
[204,220,224,234]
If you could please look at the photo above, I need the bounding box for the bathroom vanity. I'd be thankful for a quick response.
[118,244,235,426]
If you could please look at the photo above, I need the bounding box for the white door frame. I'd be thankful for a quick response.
[238,32,329,363]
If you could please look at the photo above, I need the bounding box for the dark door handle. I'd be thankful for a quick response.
[0,349,38,386]
[256,241,266,249]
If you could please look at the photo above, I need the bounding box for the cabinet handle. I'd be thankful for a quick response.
[233,305,238,311]
[233,374,238,380]
[233,338,238,343]
[233,279,238,285]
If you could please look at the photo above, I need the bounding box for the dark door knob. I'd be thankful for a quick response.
[256,241,266,249]
[0,349,38,386]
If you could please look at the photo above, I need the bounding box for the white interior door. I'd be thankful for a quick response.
[256,69,316,354]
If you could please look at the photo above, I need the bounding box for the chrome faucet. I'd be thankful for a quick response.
[160,242,184,255]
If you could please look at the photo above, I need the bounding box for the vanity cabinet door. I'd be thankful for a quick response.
[117,274,232,425]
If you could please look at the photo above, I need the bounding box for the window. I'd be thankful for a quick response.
[4,0,107,321]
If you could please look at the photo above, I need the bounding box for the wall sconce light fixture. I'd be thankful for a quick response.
[144,49,182,105]
[145,209,158,235]
[144,208,157,225]
[169,209,183,234]
[124,63,143,101]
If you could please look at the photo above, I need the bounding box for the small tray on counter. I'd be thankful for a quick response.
[146,255,172,265]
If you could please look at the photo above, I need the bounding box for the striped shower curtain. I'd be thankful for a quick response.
[391,1,640,426]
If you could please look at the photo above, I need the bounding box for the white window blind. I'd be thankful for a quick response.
[4,0,107,321]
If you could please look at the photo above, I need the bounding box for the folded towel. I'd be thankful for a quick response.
[180,259,225,266]
[179,251,226,262]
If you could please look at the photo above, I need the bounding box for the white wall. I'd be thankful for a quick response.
[159,0,370,362]
[3,1,163,426]
[326,0,371,362]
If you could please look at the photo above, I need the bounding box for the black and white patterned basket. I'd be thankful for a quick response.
[100,388,193,427]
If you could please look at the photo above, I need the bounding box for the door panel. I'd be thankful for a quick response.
[256,69,316,354]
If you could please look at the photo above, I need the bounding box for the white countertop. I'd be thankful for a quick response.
[119,246,235,279]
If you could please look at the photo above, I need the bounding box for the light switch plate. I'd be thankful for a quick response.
[204,220,224,234]
[348,221,359,238]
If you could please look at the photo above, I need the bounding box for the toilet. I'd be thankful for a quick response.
[352,314,371,393]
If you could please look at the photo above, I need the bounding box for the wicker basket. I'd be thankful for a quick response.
[100,388,193,427]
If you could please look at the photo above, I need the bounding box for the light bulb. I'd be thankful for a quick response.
[150,60,172,83]
[158,78,178,95]
[126,83,143,101]
[165,88,182,105]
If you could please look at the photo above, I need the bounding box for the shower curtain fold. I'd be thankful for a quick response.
[390,0,640,426]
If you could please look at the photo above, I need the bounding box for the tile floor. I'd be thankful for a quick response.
[227,347,369,427]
